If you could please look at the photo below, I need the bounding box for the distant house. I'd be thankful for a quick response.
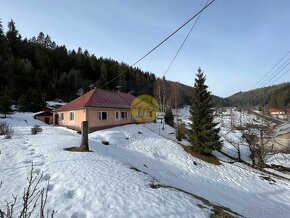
[286,109,290,115]
[269,109,290,121]
[54,88,136,132]
[34,111,53,124]
[269,109,286,115]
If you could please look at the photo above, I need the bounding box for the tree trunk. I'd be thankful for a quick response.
[79,121,89,151]
[257,130,265,170]
[249,148,256,167]
[237,145,241,161]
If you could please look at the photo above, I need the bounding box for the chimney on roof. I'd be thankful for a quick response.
[116,85,122,92]
[89,84,95,90]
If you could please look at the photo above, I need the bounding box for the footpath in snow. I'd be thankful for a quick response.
[1,113,290,217]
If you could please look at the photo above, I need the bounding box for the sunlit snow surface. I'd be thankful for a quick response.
[1,112,290,217]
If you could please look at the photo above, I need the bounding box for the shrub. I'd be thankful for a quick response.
[164,109,174,127]
[0,164,55,217]
[176,123,188,141]
[0,122,5,135]
[0,122,14,139]
[31,125,42,135]
[4,125,14,139]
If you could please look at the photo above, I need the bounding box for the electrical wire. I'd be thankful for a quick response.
[271,68,290,85]
[163,0,209,77]
[99,0,216,89]
[252,50,290,89]
[260,59,290,87]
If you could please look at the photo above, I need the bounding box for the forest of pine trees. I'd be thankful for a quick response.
[227,83,290,109]
[0,19,157,112]
[0,18,288,113]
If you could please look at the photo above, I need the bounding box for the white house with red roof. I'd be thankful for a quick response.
[54,88,136,132]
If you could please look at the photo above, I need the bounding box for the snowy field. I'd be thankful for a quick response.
[176,107,290,167]
[1,113,290,217]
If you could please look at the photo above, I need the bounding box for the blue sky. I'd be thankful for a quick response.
[1,0,289,97]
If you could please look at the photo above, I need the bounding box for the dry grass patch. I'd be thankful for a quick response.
[64,146,93,152]
[183,146,221,165]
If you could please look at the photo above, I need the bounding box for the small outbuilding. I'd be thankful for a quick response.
[34,111,53,124]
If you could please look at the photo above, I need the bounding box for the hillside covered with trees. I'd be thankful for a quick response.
[1,18,287,113]
[0,19,157,111]
[227,82,290,109]
[0,18,229,113]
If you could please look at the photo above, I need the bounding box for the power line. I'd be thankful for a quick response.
[260,59,290,87]
[271,68,290,85]
[252,50,290,89]
[163,0,209,77]
[100,0,216,89]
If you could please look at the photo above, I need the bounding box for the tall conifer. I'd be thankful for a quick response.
[189,68,221,154]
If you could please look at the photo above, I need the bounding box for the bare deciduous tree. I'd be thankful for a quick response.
[241,123,278,170]
[170,82,183,110]
[222,132,242,161]
[220,110,281,169]
[153,77,169,114]
[0,164,55,218]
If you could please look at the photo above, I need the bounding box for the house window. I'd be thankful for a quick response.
[138,108,143,118]
[60,113,64,120]
[115,111,119,120]
[121,111,128,119]
[99,111,108,120]
[69,112,74,121]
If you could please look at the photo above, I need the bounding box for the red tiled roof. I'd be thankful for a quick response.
[56,89,136,111]
[269,109,285,113]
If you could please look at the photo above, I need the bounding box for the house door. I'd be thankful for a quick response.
[44,117,49,124]
[54,114,59,125]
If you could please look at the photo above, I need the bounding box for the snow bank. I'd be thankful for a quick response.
[1,112,290,217]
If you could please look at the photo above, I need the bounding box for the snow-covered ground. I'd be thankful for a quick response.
[173,106,191,127]
[266,153,290,168]
[175,107,290,167]
[1,113,290,217]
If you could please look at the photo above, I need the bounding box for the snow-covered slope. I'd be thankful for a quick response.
[1,113,290,217]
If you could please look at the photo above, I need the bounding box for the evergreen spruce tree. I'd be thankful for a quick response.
[0,93,12,118]
[189,68,221,154]
[0,18,7,57]
[97,63,108,88]
[17,94,29,112]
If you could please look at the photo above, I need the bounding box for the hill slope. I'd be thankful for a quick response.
[227,83,290,108]
[1,113,290,217]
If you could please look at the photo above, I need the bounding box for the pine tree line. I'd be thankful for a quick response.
[0,19,156,111]
[227,82,290,109]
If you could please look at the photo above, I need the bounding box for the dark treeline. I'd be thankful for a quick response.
[227,82,290,109]
[3,18,284,113]
[0,19,156,111]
